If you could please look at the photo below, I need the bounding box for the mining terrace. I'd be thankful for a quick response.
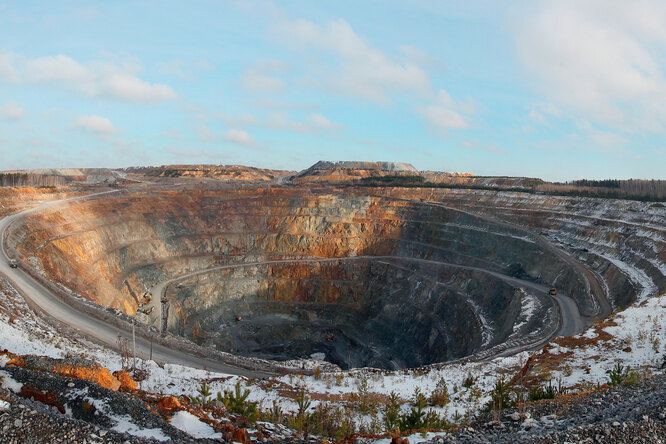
[2,162,664,371]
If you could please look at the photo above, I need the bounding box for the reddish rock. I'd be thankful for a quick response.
[232,427,251,444]
[219,422,235,442]
[54,364,121,391]
[6,354,122,392]
[157,396,182,411]
[19,386,65,414]
[390,437,409,444]
[113,370,138,391]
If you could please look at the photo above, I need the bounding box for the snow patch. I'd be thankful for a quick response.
[0,370,23,393]
[310,352,326,361]
[466,299,493,346]
[111,414,169,441]
[512,290,539,334]
[170,410,223,440]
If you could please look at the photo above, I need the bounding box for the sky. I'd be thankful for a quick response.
[1,0,666,181]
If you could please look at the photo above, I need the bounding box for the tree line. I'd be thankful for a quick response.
[0,173,66,188]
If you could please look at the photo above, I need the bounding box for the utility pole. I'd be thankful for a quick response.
[161,293,169,336]
[132,316,136,371]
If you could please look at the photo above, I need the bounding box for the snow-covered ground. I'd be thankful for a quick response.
[0,271,664,441]
[170,411,222,440]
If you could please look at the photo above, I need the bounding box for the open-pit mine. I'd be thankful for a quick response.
[2,162,664,372]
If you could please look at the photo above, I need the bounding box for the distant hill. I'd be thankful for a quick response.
[124,165,295,182]
[293,161,419,183]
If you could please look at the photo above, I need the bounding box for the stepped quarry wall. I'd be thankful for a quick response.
[6,183,659,369]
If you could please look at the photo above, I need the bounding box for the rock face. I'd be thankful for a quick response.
[168,258,555,369]
[0,187,81,217]
[5,354,122,391]
[421,172,542,188]
[6,181,663,369]
[112,370,138,391]
[125,164,294,181]
[293,161,419,183]
[369,187,666,309]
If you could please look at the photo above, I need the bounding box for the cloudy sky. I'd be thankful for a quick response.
[1,0,665,180]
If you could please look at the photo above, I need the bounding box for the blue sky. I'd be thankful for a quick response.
[1,0,665,181]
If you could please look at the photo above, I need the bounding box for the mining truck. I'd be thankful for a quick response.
[8,259,18,269]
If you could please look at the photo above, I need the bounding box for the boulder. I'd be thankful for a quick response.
[112,371,138,391]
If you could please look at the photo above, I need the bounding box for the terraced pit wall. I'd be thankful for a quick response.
[6,185,655,368]
[369,188,666,309]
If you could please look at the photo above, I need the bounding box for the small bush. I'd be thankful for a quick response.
[308,403,354,440]
[348,376,379,415]
[262,400,283,424]
[397,387,450,431]
[218,381,258,421]
[608,363,640,386]
[398,388,427,430]
[462,373,477,389]
[191,381,213,407]
[295,387,312,418]
[382,392,401,432]
[429,377,450,407]
[529,382,556,401]
[484,377,514,412]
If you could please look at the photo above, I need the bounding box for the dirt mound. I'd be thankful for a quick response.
[293,160,419,183]
[125,164,294,181]
[5,353,121,391]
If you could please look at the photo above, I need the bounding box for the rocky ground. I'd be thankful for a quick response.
[2,355,664,443]
[0,353,269,443]
[417,372,666,444]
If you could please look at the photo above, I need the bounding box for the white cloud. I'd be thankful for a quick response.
[104,73,176,102]
[529,110,547,125]
[1,101,24,120]
[274,18,430,103]
[515,0,666,132]
[0,52,177,103]
[0,53,20,82]
[418,90,473,130]
[241,60,286,93]
[224,129,255,145]
[306,113,342,130]
[196,125,216,142]
[397,45,436,66]
[74,115,116,135]
[579,122,629,150]
[216,111,343,134]
[267,112,344,133]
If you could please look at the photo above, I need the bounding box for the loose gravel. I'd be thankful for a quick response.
[0,362,218,443]
[421,372,666,443]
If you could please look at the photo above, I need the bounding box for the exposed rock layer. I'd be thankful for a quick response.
[7,184,663,369]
